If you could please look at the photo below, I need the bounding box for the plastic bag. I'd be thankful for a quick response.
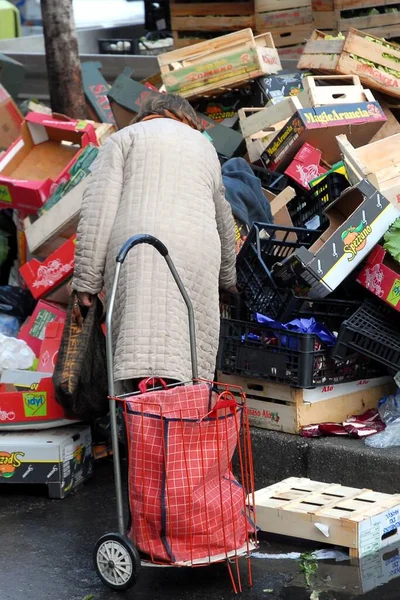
[378,388,400,425]
[365,388,400,448]
[0,313,21,337]
[0,334,35,371]
[365,423,400,448]
[0,286,35,321]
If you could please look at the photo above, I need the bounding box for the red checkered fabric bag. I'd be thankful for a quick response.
[124,381,253,564]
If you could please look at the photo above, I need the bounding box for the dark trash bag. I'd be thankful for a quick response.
[53,294,109,421]
[0,286,35,321]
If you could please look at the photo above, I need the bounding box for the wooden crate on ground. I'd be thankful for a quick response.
[158,29,282,99]
[217,373,395,434]
[170,0,255,40]
[255,0,312,31]
[298,28,400,100]
[312,0,400,39]
[251,477,400,558]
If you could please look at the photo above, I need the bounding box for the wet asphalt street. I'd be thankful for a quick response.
[1,458,400,600]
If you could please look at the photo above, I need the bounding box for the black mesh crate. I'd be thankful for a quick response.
[237,223,321,319]
[333,300,400,372]
[288,172,349,232]
[218,318,384,389]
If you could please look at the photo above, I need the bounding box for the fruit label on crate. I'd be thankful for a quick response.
[274,181,400,297]
[261,101,386,171]
[163,49,261,95]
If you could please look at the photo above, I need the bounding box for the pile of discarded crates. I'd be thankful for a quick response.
[1,26,400,445]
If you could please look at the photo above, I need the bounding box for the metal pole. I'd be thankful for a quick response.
[106,262,125,535]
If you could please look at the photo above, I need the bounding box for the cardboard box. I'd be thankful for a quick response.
[357,245,400,313]
[19,235,76,303]
[285,142,327,190]
[18,300,66,356]
[24,178,85,257]
[0,113,98,213]
[0,426,92,499]
[81,61,117,126]
[193,88,252,129]
[0,370,71,428]
[107,68,245,158]
[38,321,64,373]
[251,70,308,106]
[273,179,400,298]
[261,101,387,172]
[0,84,23,152]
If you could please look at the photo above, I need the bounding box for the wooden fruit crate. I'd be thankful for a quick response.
[261,25,315,59]
[218,373,395,434]
[251,477,400,558]
[158,28,282,99]
[255,0,312,31]
[24,178,86,257]
[312,0,400,39]
[298,28,400,100]
[170,0,254,35]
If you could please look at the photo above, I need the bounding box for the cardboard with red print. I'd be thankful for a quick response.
[261,101,387,172]
[38,322,65,374]
[0,113,98,212]
[20,235,76,304]
[285,143,327,190]
[357,245,400,313]
[273,180,400,298]
[18,300,66,357]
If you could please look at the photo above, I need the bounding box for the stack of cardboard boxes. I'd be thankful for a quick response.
[0,96,115,496]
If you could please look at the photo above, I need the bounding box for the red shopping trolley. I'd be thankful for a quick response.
[93,234,257,592]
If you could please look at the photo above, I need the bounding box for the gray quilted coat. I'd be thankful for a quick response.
[72,118,236,383]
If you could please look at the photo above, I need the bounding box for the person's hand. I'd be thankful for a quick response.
[227,285,238,294]
[77,292,93,307]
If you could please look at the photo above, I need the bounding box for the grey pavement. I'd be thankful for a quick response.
[1,442,400,600]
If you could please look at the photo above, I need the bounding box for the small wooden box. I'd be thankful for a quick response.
[298,28,400,100]
[218,373,395,434]
[251,477,400,558]
[158,28,282,99]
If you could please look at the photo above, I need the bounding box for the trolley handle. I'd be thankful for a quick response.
[117,234,168,263]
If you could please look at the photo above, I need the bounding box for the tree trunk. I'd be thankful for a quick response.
[40,0,87,118]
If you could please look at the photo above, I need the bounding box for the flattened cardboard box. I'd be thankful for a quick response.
[0,426,92,499]
[261,101,387,172]
[273,180,400,298]
[81,61,117,126]
[107,68,245,158]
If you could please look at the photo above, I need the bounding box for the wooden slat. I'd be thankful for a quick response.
[171,14,254,31]
[256,0,311,10]
[255,6,313,29]
[170,1,253,16]
[266,25,314,47]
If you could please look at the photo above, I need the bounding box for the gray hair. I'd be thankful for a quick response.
[132,92,203,131]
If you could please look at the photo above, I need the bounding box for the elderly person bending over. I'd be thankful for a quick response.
[72,93,236,394]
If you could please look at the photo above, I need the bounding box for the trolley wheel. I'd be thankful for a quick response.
[94,532,141,591]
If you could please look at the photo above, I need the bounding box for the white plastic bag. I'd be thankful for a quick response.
[0,334,35,371]
[365,423,400,448]
[365,388,400,448]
